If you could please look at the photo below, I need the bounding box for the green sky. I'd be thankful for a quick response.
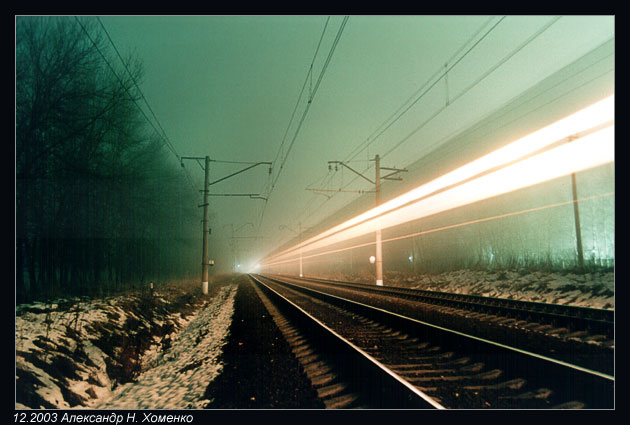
[95,15,614,271]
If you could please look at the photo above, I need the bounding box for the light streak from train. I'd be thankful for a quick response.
[261,192,613,268]
[261,95,614,268]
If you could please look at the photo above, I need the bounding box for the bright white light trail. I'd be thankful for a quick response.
[262,192,614,267]
[261,95,614,268]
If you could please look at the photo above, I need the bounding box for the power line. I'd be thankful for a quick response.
[343,16,503,163]
[256,16,349,233]
[270,16,331,170]
[75,17,199,194]
[95,16,181,161]
[211,159,271,165]
[293,16,563,234]
[382,16,562,160]
[291,17,503,229]
[310,16,349,101]
[322,16,504,190]
[74,17,180,160]
[271,16,348,191]
[254,16,332,235]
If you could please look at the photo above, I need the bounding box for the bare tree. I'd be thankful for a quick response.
[16,17,201,302]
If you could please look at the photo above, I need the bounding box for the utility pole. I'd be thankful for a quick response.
[375,155,383,285]
[224,223,236,271]
[201,155,210,294]
[568,135,585,271]
[225,222,255,271]
[299,222,303,277]
[181,155,212,295]
[280,222,314,277]
[323,155,407,286]
[571,172,585,270]
[181,157,271,294]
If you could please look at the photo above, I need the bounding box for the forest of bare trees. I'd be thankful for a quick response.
[16,17,202,303]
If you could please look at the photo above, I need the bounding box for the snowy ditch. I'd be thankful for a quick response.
[16,284,238,409]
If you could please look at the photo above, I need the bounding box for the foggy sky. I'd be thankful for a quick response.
[96,15,614,271]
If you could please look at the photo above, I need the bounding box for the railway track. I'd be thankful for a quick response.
[274,274,614,339]
[263,273,614,375]
[249,273,614,409]
[250,274,442,408]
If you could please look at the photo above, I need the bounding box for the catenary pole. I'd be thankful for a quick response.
[571,173,585,270]
[201,155,210,294]
[375,154,383,286]
[299,222,303,277]
[319,156,406,286]
[182,156,270,295]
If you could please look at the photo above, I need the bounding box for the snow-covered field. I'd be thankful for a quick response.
[15,284,237,409]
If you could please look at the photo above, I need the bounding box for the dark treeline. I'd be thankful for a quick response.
[16,17,202,303]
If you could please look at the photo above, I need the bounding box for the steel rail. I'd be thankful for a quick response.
[249,273,445,409]
[254,273,614,409]
[272,274,614,338]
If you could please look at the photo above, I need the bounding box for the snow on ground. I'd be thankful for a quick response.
[15,269,613,409]
[15,283,237,410]
[16,297,131,409]
[94,285,237,409]
[324,269,614,309]
[407,269,614,309]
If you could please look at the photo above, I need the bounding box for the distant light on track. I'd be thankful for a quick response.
[262,95,614,268]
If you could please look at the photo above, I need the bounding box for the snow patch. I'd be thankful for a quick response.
[16,284,238,409]
[94,285,237,409]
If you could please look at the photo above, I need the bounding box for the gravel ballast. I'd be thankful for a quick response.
[204,275,323,409]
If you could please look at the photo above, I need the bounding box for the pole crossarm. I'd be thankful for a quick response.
[380,167,408,180]
[313,155,407,287]
[207,193,267,201]
[306,189,332,199]
[279,223,315,234]
[306,188,373,194]
[209,162,272,186]
[183,153,271,294]
[235,222,255,233]
[279,224,298,234]
[180,156,207,171]
[208,193,261,197]
[328,160,375,185]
